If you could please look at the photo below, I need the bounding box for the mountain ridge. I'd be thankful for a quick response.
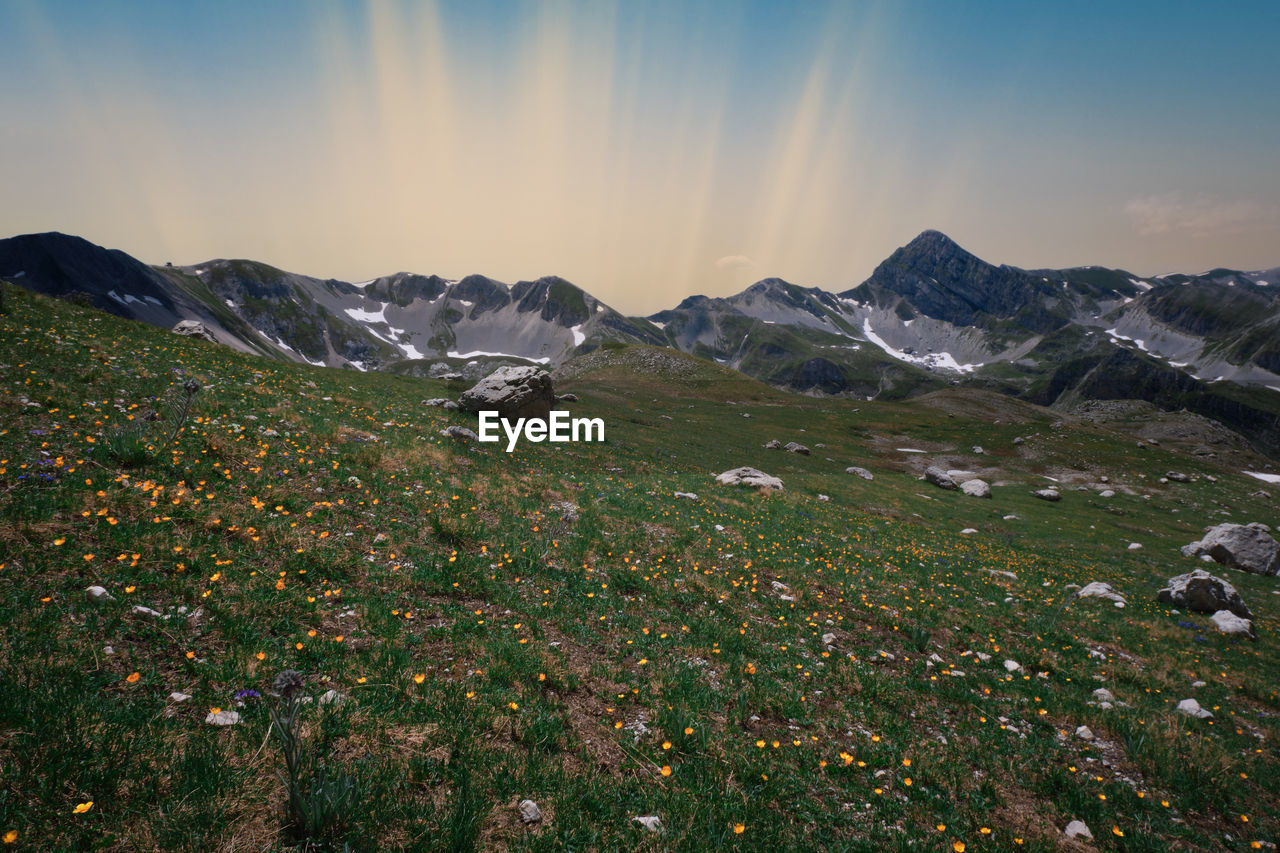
[3,228,1279,452]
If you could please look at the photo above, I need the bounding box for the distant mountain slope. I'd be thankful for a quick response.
[0,232,663,373]
[3,228,1278,451]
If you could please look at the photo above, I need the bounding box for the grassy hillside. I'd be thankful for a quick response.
[1,283,1278,851]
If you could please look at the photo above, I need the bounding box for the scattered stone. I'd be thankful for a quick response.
[822,632,837,646]
[424,398,458,409]
[131,605,163,620]
[1211,609,1256,639]
[205,709,241,726]
[85,585,115,604]
[1157,569,1252,619]
[1192,680,1207,688]
[458,366,555,421]
[1075,582,1127,607]
[440,425,479,442]
[783,442,810,455]
[715,467,784,491]
[318,689,349,707]
[632,816,663,833]
[1034,488,1060,502]
[983,569,1017,580]
[1181,522,1280,575]
[961,479,991,498]
[1003,660,1022,673]
[674,491,698,500]
[1075,725,1094,740]
[1127,542,1142,550]
[972,446,984,454]
[1176,698,1213,719]
[1013,436,1024,445]
[518,799,542,824]
[960,528,978,535]
[1166,471,1190,482]
[817,494,830,502]
[974,652,992,663]
[846,466,874,480]
[556,393,579,403]
[169,692,192,703]
[1064,820,1093,840]
[924,466,957,490]
[172,320,218,343]
[763,439,782,450]
[1092,688,1115,703]
[1099,489,1115,498]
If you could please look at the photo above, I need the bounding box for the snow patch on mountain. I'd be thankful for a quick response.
[449,349,551,365]
[861,319,980,374]
[345,304,388,324]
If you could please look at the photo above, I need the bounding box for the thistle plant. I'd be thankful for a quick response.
[268,670,357,847]
[103,376,201,468]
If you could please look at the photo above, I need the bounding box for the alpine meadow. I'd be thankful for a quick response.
[3,1,1280,851]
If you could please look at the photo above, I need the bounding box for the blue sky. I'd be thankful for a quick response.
[2,1,1277,312]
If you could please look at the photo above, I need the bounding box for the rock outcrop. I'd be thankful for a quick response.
[172,320,218,343]
[715,467,784,491]
[924,466,957,490]
[1157,569,1252,619]
[1181,522,1280,575]
[458,366,555,422]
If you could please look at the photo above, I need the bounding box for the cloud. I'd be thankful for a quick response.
[715,255,756,270]
[1123,193,1279,238]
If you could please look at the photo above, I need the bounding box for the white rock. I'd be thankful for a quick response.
[518,799,542,824]
[1075,725,1093,740]
[817,494,830,502]
[1064,820,1093,840]
[715,467,784,491]
[961,479,991,499]
[1192,680,1207,688]
[674,491,698,500]
[1210,609,1256,639]
[1092,688,1115,703]
[960,528,978,535]
[822,632,836,646]
[1075,582,1127,607]
[318,689,348,707]
[205,709,241,726]
[1128,542,1143,550]
[131,605,164,620]
[1099,489,1115,498]
[1176,698,1213,719]
[1003,660,1022,673]
[975,652,992,663]
[632,815,663,833]
[169,692,192,703]
[85,585,115,604]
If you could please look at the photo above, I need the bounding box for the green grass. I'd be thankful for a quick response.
[1,284,1278,851]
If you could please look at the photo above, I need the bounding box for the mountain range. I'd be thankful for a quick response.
[3,228,1279,450]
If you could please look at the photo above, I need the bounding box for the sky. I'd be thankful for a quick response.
[2,1,1278,315]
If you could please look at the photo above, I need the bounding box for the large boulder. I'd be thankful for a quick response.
[1034,488,1061,502]
[1210,610,1256,640]
[1181,522,1280,575]
[961,479,991,498]
[923,466,957,490]
[458,366,555,422]
[715,467,784,491]
[846,466,874,480]
[172,320,218,343]
[783,442,810,455]
[1157,569,1252,619]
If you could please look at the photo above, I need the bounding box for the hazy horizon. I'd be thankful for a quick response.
[3,0,1278,315]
